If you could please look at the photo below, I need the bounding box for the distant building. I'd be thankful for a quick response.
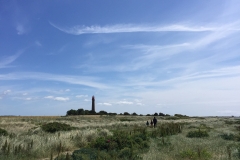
[92,96,95,112]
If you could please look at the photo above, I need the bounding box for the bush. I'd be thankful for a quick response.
[72,148,97,160]
[235,126,240,131]
[180,148,211,160]
[220,133,235,141]
[0,128,8,136]
[186,130,209,138]
[41,122,72,133]
[180,149,197,159]
[118,147,132,158]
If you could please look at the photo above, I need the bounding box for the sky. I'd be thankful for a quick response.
[0,0,240,116]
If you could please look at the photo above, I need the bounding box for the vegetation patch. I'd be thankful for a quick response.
[0,128,8,136]
[164,116,179,120]
[119,118,135,122]
[41,122,73,133]
[179,148,211,160]
[186,130,209,138]
[224,120,240,125]
[220,133,240,141]
[71,148,97,160]
[235,125,240,131]
[221,133,235,141]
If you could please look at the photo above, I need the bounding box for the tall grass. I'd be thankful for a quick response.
[1,116,240,159]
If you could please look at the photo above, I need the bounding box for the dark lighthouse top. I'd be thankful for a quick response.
[92,96,95,112]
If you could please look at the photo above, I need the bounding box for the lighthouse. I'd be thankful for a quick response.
[92,96,95,112]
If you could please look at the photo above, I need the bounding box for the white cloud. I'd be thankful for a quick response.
[25,97,32,101]
[76,95,88,98]
[50,22,215,35]
[54,97,69,101]
[0,97,2,99]
[44,96,69,101]
[44,96,54,99]
[22,93,28,96]
[65,89,70,92]
[84,99,90,101]
[16,23,26,35]
[98,103,112,106]
[116,101,133,105]
[3,90,11,95]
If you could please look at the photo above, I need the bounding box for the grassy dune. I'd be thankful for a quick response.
[0,115,240,160]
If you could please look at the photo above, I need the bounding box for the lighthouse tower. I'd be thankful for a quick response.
[92,96,95,112]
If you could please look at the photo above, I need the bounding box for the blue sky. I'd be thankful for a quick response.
[1,0,240,116]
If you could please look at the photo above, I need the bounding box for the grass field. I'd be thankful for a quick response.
[0,115,240,160]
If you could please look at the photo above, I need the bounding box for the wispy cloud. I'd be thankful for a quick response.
[0,72,109,89]
[0,50,24,68]
[16,23,27,35]
[50,22,215,35]
[76,95,88,98]
[35,41,42,47]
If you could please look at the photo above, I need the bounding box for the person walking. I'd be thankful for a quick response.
[153,117,157,128]
[150,120,153,128]
[146,121,149,126]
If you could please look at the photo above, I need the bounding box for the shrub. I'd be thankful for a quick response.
[72,148,97,160]
[237,144,240,159]
[180,149,197,159]
[41,122,72,133]
[186,130,209,138]
[0,128,8,136]
[118,147,132,158]
[91,137,109,150]
[119,118,134,122]
[164,116,179,120]
[220,133,235,141]
[180,148,211,160]
[235,126,240,131]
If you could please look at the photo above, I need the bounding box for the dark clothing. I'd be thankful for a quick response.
[150,120,153,127]
[153,117,157,128]
[146,121,149,126]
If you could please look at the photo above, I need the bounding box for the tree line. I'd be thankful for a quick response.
[66,108,175,116]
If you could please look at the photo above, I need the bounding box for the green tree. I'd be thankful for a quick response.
[132,112,138,116]
[66,109,77,116]
[99,110,108,115]
[77,108,85,115]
